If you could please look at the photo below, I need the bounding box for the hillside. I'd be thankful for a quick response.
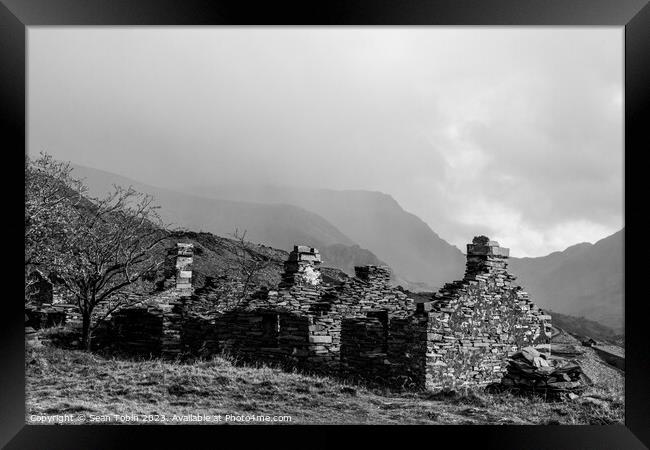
[160,231,286,290]
[183,184,466,290]
[183,183,625,331]
[508,230,624,332]
[70,164,384,277]
[156,231,355,291]
[547,311,623,346]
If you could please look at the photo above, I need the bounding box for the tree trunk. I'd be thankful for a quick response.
[81,311,92,351]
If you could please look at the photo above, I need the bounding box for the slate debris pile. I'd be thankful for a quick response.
[499,346,591,398]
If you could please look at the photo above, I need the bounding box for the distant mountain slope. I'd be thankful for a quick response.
[319,244,386,276]
[508,229,624,332]
[547,310,623,346]
[70,164,384,276]
[183,184,466,290]
[72,165,623,328]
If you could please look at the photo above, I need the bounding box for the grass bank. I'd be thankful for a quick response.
[26,339,623,425]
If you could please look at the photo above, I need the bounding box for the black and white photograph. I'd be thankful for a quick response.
[24,26,625,426]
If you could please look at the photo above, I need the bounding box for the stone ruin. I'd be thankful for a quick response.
[175,243,194,290]
[98,236,551,391]
[205,246,417,376]
[25,270,54,306]
[24,270,67,330]
[108,242,196,357]
[416,236,552,389]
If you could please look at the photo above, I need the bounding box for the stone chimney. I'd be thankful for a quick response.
[464,235,510,280]
[354,265,391,288]
[281,245,322,287]
[175,243,193,290]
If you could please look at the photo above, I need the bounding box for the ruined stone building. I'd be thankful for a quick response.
[415,236,552,389]
[106,236,552,391]
[109,243,195,357]
[207,246,417,378]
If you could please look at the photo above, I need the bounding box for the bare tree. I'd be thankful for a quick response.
[25,152,85,303]
[25,153,170,349]
[52,186,169,349]
[229,228,273,302]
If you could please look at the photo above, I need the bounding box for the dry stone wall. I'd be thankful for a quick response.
[340,313,427,389]
[177,246,416,375]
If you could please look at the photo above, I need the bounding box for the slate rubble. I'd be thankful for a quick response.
[496,346,592,399]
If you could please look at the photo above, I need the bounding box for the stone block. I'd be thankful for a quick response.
[294,245,318,254]
[309,335,333,344]
[298,253,321,262]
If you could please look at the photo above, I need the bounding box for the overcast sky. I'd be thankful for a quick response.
[28,27,623,257]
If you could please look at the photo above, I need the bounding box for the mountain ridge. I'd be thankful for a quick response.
[70,163,624,331]
[508,229,623,331]
[69,164,384,277]
[182,183,466,290]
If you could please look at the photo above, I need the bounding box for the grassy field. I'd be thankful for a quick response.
[26,332,624,425]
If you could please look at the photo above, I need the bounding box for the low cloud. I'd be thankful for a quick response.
[28,27,623,257]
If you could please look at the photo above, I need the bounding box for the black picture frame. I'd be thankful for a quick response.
[2,0,648,448]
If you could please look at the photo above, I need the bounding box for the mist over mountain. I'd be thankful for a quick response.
[71,165,623,330]
[508,229,624,332]
[182,184,466,290]
[181,184,624,331]
[69,164,382,276]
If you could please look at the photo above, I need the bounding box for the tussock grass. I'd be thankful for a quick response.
[26,343,623,425]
